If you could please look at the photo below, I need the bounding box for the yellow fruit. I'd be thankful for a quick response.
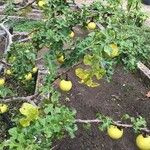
[0,104,8,114]
[110,44,119,58]
[107,125,123,140]
[38,0,46,7]
[136,134,150,150]
[59,80,72,92]
[32,67,38,73]
[0,78,5,86]
[5,69,12,75]
[8,56,16,63]
[87,22,96,30]
[69,31,75,38]
[57,55,64,64]
[25,73,32,81]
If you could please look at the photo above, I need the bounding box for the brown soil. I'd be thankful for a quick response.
[57,66,150,150]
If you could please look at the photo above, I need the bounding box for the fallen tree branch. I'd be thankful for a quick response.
[75,119,150,133]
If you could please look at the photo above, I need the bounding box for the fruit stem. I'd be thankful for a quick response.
[65,74,69,81]
[143,131,148,138]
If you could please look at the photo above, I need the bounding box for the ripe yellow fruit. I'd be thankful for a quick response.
[69,31,75,38]
[110,44,119,58]
[0,78,5,86]
[25,73,32,81]
[5,69,12,75]
[0,104,8,114]
[59,80,72,92]
[38,0,46,7]
[107,125,123,140]
[57,55,64,64]
[32,67,38,73]
[136,134,150,150]
[8,56,16,63]
[87,22,96,30]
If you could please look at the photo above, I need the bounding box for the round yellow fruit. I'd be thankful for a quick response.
[69,31,75,38]
[25,73,32,81]
[38,0,46,7]
[59,80,72,92]
[32,67,38,73]
[0,78,5,86]
[136,134,150,150]
[107,125,123,140]
[110,44,119,58]
[0,104,8,114]
[87,22,96,30]
[57,55,64,64]
[8,56,16,63]
[5,69,12,75]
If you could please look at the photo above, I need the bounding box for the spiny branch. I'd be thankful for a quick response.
[75,119,150,134]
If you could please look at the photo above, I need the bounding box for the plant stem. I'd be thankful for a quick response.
[75,119,150,133]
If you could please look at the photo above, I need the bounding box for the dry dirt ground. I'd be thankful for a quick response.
[56,1,150,150]
[57,66,150,150]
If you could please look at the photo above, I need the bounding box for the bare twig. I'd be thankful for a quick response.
[75,119,150,133]
[0,60,11,67]
[53,61,82,82]
[18,37,31,42]
[0,14,41,21]
[15,0,36,11]
[0,93,40,106]
[0,21,13,54]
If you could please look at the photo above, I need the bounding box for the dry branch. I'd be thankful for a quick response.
[0,21,13,54]
[0,93,40,106]
[0,60,11,67]
[76,119,150,133]
[15,0,36,11]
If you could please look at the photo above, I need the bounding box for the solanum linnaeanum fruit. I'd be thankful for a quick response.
[136,134,150,150]
[0,104,8,114]
[59,80,72,92]
[25,73,32,81]
[5,69,12,75]
[38,0,46,8]
[109,44,119,58]
[69,31,75,38]
[32,67,38,73]
[87,22,96,30]
[0,78,5,86]
[107,125,123,140]
[57,55,65,64]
